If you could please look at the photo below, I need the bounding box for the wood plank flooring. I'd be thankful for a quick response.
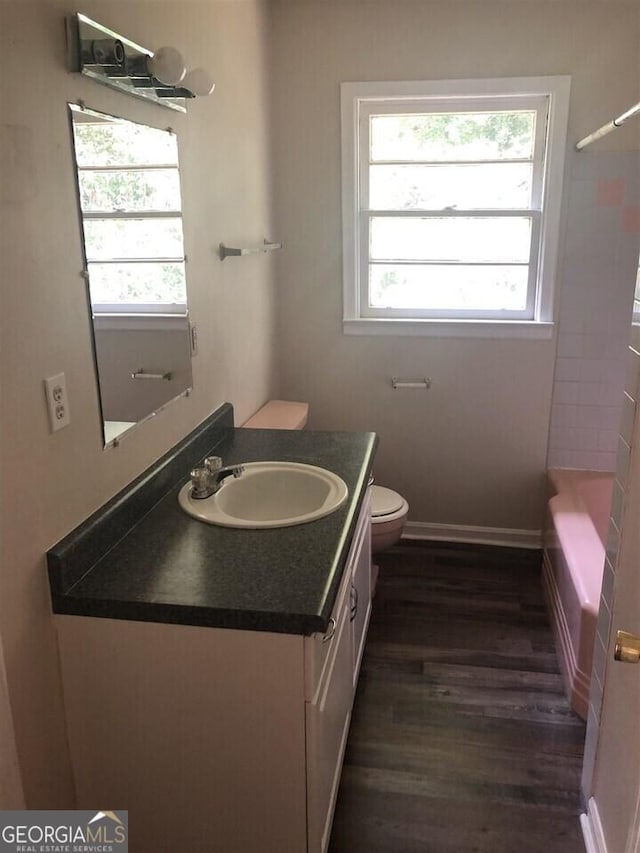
[329,541,586,853]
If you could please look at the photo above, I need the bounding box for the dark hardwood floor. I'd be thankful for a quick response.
[329,541,586,853]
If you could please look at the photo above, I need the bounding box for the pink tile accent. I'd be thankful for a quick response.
[622,206,640,234]
[596,179,625,207]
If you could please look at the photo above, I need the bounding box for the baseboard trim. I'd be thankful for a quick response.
[403,521,542,550]
[581,798,607,853]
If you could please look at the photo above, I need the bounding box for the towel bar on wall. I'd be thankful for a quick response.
[219,240,282,261]
[132,369,173,380]
[391,377,432,390]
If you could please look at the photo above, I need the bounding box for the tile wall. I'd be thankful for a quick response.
[548,151,640,471]
[581,294,640,796]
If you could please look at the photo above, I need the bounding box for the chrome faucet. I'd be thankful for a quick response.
[189,456,244,500]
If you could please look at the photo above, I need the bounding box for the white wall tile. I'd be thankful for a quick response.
[548,153,638,472]
[619,392,637,445]
[590,666,604,720]
[625,347,640,400]
[600,562,616,619]
[580,405,622,431]
[555,357,583,381]
[615,435,632,486]
[556,332,584,359]
[596,429,619,453]
[592,451,618,471]
[582,704,600,793]
[606,523,620,569]
[551,404,580,428]
[582,334,609,360]
[554,381,580,404]
[580,359,620,383]
[610,481,625,532]
[592,635,608,704]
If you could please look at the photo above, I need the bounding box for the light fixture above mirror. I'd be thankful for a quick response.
[66,13,215,113]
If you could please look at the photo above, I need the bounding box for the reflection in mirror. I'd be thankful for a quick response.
[68,104,193,447]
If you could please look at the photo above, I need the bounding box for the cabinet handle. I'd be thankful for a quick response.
[322,617,336,643]
[350,585,358,622]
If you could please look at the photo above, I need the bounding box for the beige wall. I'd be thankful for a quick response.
[269,0,639,531]
[0,631,24,809]
[0,0,276,806]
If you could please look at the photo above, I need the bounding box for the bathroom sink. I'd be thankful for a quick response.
[178,461,349,528]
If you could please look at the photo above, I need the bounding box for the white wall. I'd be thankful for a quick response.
[0,0,276,806]
[269,0,639,533]
[0,631,24,809]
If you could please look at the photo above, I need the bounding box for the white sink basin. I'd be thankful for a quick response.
[178,461,349,528]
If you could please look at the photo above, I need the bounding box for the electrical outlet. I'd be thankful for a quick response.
[44,373,71,432]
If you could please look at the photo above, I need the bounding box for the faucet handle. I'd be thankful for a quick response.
[190,467,210,499]
[204,456,222,472]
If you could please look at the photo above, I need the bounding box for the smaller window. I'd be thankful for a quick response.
[341,77,571,336]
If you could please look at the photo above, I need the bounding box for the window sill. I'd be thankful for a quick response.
[92,314,188,332]
[343,318,555,339]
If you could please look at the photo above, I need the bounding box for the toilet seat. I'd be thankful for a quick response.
[371,486,408,523]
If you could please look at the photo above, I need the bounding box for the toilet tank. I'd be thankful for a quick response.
[242,400,309,430]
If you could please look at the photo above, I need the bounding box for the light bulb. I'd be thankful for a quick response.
[148,46,186,86]
[182,67,215,97]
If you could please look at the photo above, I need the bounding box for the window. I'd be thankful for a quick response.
[70,108,187,315]
[341,77,571,336]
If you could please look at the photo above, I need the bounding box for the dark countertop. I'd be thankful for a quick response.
[48,407,377,635]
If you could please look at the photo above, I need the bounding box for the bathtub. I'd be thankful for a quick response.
[542,469,614,720]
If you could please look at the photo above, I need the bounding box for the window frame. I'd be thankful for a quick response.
[341,76,571,338]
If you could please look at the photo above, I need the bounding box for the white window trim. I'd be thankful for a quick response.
[341,76,571,338]
[92,312,189,332]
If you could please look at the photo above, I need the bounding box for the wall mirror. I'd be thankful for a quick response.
[68,103,193,447]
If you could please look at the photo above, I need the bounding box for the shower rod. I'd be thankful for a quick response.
[576,101,640,151]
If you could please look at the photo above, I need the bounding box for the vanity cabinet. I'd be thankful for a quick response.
[56,489,372,853]
[305,488,371,852]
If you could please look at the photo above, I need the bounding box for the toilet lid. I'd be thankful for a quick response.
[371,486,404,518]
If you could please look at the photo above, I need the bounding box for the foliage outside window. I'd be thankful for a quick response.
[341,77,571,335]
[71,112,187,314]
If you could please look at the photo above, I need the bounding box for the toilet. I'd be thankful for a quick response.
[243,400,409,553]
[370,484,409,554]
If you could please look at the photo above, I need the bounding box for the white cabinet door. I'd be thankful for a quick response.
[306,590,353,853]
